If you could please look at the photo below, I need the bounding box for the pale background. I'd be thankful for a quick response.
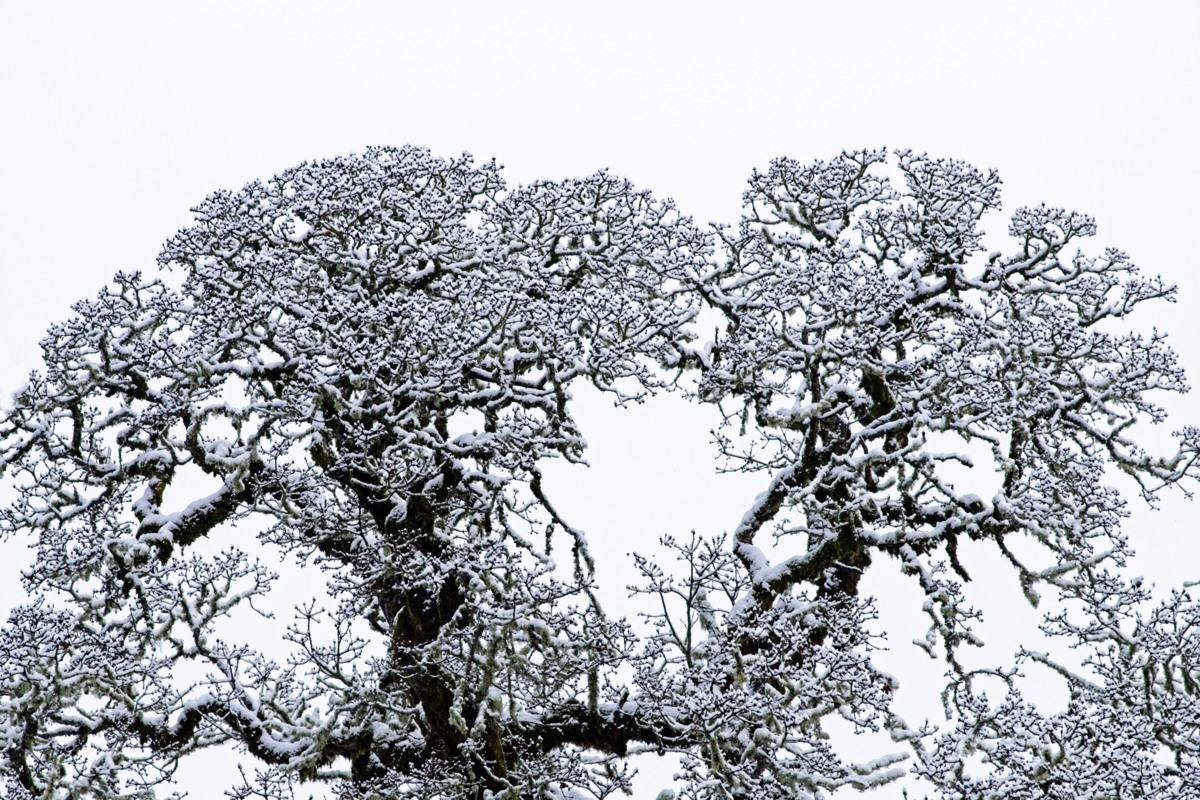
[2,2,1198,797]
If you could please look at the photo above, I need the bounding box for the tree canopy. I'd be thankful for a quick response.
[2,146,1198,799]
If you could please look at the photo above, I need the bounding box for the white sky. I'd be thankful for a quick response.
[2,2,1198,797]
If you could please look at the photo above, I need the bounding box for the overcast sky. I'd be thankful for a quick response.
[2,3,1198,797]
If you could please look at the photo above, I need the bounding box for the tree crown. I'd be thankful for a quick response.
[2,146,1197,799]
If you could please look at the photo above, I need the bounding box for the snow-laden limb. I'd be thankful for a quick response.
[909,585,1200,800]
[631,534,908,799]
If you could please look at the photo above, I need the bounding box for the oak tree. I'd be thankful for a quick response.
[2,146,1197,799]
